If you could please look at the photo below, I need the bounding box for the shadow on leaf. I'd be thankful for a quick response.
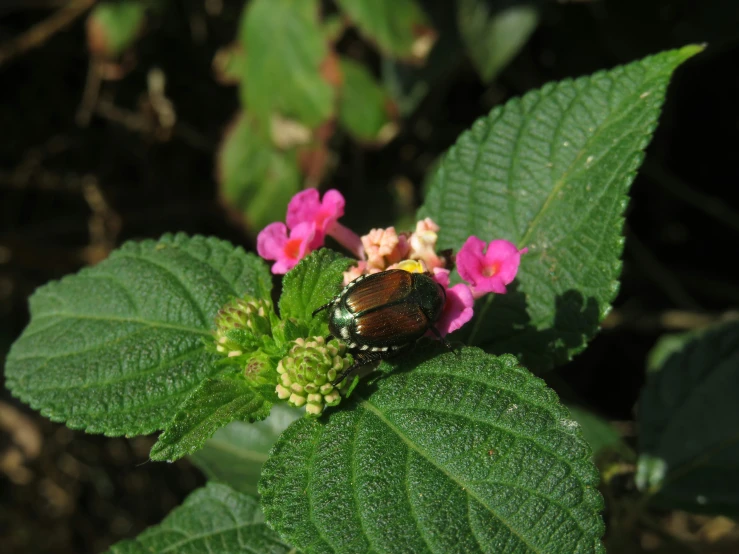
[454,281,600,372]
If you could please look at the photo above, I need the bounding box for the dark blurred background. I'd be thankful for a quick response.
[1,1,738,552]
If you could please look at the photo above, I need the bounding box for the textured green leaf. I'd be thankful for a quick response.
[420,45,702,372]
[567,405,631,460]
[637,320,739,515]
[241,0,334,128]
[261,348,605,553]
[107,483,291,554]
[336,0,431,59]
[457,0,539,82]
[190,405,302,494]
[278,249,354,336]
[4,234,271,436]
[217,114,301,231]
[339,57,396,142]
[150,377,272,462]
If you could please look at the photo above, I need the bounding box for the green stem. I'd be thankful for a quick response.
[466,295,493,345]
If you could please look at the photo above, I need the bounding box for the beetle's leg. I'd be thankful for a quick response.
[325,334,335,342]
[331,351,383,386]
[428,325,452,351]
[311,301,334,317]
[330,365,355,387]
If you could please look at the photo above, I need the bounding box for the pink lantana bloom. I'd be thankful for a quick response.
[362,227,410,270]
[257,222,315,274]
[456,237,528,299]
[343,260,376,285]
[286,189,344,248]
[430,268,475,336]
[286,188,362,256]
[409,218,443,270]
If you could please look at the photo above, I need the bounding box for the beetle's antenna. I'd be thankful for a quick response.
[312,302,332,317]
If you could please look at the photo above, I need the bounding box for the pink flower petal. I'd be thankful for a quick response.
[431,267,450,288]
[409,218,442,269]
[289,220,316,243]
[481,277,507,295]
[328,221,363,258]
[321,189,345,221]
[456,235,487,286]
[435,283,475,336]
[457,236,527,298]
[257,222,288,260]
[286,188,346,250]
[485,239,524,283]
[284,222,314,262]
[258,221,315,274]
[343,261,368,285]
[271,258,295,275]
[286,189,321,230]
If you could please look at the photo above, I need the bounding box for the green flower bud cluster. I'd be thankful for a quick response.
[276,337,351,416]
[243,351,276,387]
[214,297,273,357]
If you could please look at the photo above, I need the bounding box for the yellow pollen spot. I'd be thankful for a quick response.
[395,259,426,273]
[482,262,500,278]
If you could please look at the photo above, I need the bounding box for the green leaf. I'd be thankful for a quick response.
[107,483,291,554]
[149,377,272,462]
[278,249,354,336]
[260,348,605,553]
[645,327,705,373]
[637,320,739,515]
[335,0,432,60]
[457,0,539,82]
[217,114,301,231]
[323,13,346,42]
[4,234,271,436]
[338,57,396,143]
[87,1,146,57]
[419,45,703,372]
[241,0,334,128]
[567,405,632,460]
[213,43,246,86]
[190,405,302,494]
[381,0,465,116]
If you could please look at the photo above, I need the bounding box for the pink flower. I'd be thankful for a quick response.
[431,267,451,288]
[361,227,410,270]
[343,261,373,285]
[285,188,362,257]
[286,189,344,248]
[409,218,443,269]
[457,237,527,298]
[429,268,474,336]
[257,222,315,274]
[257,188,365,274]
[437,284,475,335]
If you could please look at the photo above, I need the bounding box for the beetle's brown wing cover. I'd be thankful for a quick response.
[344,270,412,315]
[354,303,429,347]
